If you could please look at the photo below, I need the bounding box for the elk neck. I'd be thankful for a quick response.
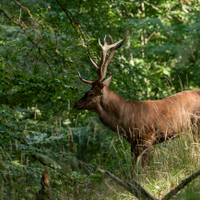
[96,86,133,133]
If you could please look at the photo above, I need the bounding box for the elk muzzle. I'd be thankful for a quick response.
[74,100,83,110]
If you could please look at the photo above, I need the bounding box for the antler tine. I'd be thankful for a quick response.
[113,33,128,50]
[98,36,108,70]
[108,35,114,44]
[80,34,127,85]
[103,35,107,45]
[98,36,107,81]
[101,35,114,78]
[89,57,99,70]
[88,35,113,79]
[100,35,127,81]
[78,72,93,85]
[96,53,101,62]
[97,36,124,82]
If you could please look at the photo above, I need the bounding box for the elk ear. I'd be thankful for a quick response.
[103,76,112,87]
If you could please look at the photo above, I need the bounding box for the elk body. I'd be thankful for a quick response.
[74,35,200,166]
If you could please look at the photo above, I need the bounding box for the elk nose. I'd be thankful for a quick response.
[74,101,80,110]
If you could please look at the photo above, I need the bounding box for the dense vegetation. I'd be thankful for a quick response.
[0,0,200,199]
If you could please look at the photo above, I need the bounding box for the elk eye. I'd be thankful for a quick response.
[89,93,94,97]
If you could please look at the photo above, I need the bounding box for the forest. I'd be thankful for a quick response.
[0,0,200,199]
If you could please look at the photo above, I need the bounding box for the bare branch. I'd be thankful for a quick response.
[55,0,93,61]
[143,1,159,11]
[0,9,19,25]
[31,154,75,183]
[179,0,189,13]
[143,1,186,23]
[0,7,56,76]
[162,169,200,200]
[19,8,22,22]
[99,167,200,200]
[99,168,157,200]
[55,0,80,38]
[11,0,36,22]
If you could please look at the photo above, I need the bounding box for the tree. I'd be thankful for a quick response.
[0,0,200,199]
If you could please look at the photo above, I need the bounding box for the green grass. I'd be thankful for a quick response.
[92,130,200,200]
[1,110,200,200]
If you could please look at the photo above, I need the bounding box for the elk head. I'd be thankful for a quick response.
[74,35,127,112]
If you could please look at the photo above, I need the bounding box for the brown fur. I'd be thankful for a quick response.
[74,82,200,166]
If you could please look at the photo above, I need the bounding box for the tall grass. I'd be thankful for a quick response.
[1,106,200,199]
[94,128,200,200]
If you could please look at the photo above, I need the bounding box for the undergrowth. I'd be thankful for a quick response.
[95,130,200,200]
[1,106,200,199]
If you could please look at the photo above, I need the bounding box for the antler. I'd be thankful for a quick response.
[96,36,124,82]
[78,34,127,84]
[100,34,127,82]
[78,72,93,85]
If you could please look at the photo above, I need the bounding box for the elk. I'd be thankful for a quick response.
[74,35,200,167]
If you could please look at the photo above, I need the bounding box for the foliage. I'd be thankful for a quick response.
[0,0,200,199]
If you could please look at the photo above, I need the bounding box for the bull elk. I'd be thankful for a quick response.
[74,35,200,166]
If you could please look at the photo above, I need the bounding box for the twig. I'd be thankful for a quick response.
[143,1,186,23]
[55,0,80,38]
[0,9,19,25]
[55,0,93,58]
[143,1,159,11]
[11,0,36,21]
[0,8,55,76]
[179,0,189,13]
[147,31,155,42]
[19,8,22,22]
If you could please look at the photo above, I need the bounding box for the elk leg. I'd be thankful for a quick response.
[130,139,153,167]
[131,139,153,167]
[131,142,143,165]
[141,140,153,167]
[131,143,134,157]
[141,146,152,167]
[190,116,200,142]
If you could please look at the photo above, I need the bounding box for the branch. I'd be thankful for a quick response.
[10,135,75,182]
[162,169,200,200]
[179,0,189,14]
[11,0,36,21]
[99,167,200,200]
[55,0,93,58]
[0,9,19,25]
[0,85,50,102]
[55,0,80,37]
[143,1,186,23]
[0,7,56,76]
[99,168,157,200]
[36,166,54,200]
[32,153,75,182]
[143,1,159,11]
